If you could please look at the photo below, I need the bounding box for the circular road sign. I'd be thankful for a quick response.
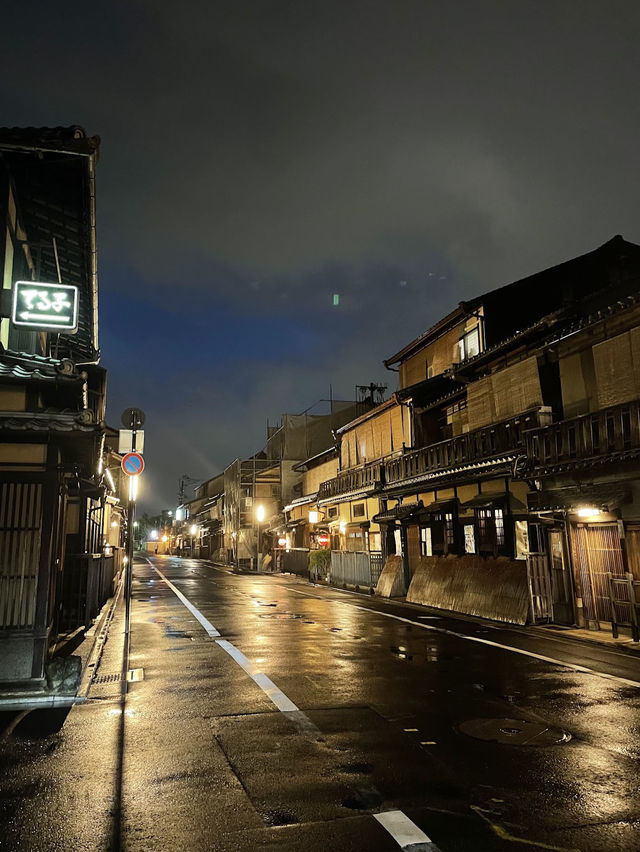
[122,452,145,476]
[121,407,146,429]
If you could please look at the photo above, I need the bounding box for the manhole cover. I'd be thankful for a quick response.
[459,717,571,746]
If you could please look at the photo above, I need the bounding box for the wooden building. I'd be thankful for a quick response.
[0,127,116,703]
[370,235,640,628]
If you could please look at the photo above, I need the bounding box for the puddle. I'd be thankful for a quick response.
[342,786,383,810]
[338,761,372,775]
[263,809,299,826]
[390,645,439,663]
[165,627,195,640]
[258,613,301,620]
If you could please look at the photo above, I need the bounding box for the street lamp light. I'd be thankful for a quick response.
[256,505,265,571]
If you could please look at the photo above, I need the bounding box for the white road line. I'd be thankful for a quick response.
[152,564,321,732]
[375,810,440,850]
[215,639,299,712]
[153,566,221,637]
[285,587,640,690]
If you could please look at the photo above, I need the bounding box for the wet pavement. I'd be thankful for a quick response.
[1,555,640,851]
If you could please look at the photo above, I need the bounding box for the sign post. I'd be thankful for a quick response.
[120,408,146,647]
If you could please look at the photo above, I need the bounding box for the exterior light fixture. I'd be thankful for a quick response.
[150,529,158,540]
[308,510,319,524]
[111,520,118,528]
[256,505,266,523]
[133,521,139,527]
[339,520,347,534]
[190,524,197,535]
[162,535,168,543]
[577,507,601,518]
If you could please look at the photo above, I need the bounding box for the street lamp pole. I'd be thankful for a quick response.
[256,505,265,571]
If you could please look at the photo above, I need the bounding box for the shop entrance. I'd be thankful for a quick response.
[571,524,626,627]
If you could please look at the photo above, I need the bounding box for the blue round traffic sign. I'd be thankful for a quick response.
[122,452,145,476]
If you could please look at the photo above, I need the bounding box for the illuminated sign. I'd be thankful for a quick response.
[12,281,78,331]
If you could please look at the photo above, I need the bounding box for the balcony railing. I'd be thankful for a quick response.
[524,399,640,470]
[318,462,383,502]
[385,408,543,487]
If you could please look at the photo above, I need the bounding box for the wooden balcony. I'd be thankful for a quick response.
[385,408,543,488]
[317,462,383,502]
[524,399,640,472]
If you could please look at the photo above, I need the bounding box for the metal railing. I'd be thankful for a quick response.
[524,399,640,469]
[60,552,117,632]
[385,409,542,486]
[329,550,383,589]
[318,462,383,501]
[272,547,310,576]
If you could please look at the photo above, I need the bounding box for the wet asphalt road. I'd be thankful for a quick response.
[1,555,640,852]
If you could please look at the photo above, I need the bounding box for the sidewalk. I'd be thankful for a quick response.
[529,622,640,653]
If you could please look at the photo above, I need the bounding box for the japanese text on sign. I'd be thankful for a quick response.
[11,281,79,331]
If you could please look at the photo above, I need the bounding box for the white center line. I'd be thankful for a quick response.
[285,587,640,689]
[375,810,440,850]
[153,566,220,637]
[215,639,298,712]
[152,565,320,733]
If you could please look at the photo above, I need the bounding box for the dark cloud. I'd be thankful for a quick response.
[2,1,639,507]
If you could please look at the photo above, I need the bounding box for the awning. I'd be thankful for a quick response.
[462,492,508,508]
[528,484,631,513]
[422,498,459,513]
[461,492,528,513]
[372,501,422,524]
[318,487,375,506]
[284,493,317,512]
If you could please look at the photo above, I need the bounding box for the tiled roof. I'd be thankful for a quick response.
[0,354,81,383]
[384,456,516,492]
[0,412,98,432]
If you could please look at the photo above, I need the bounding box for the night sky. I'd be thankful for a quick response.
[2,1,639,510]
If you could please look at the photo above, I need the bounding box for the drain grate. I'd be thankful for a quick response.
[93,668,144,685]
[93,673,122,684]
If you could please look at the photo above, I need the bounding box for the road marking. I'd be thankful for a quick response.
[152,565,320,734]
[374,810,440,850]
[215,639,298,712]
[153,566,220,637]
[285,587,640,689]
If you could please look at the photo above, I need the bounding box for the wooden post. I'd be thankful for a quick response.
[606,572,618,639]
[626,572,639,642]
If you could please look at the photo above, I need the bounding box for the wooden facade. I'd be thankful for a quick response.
[0,128,117,698]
